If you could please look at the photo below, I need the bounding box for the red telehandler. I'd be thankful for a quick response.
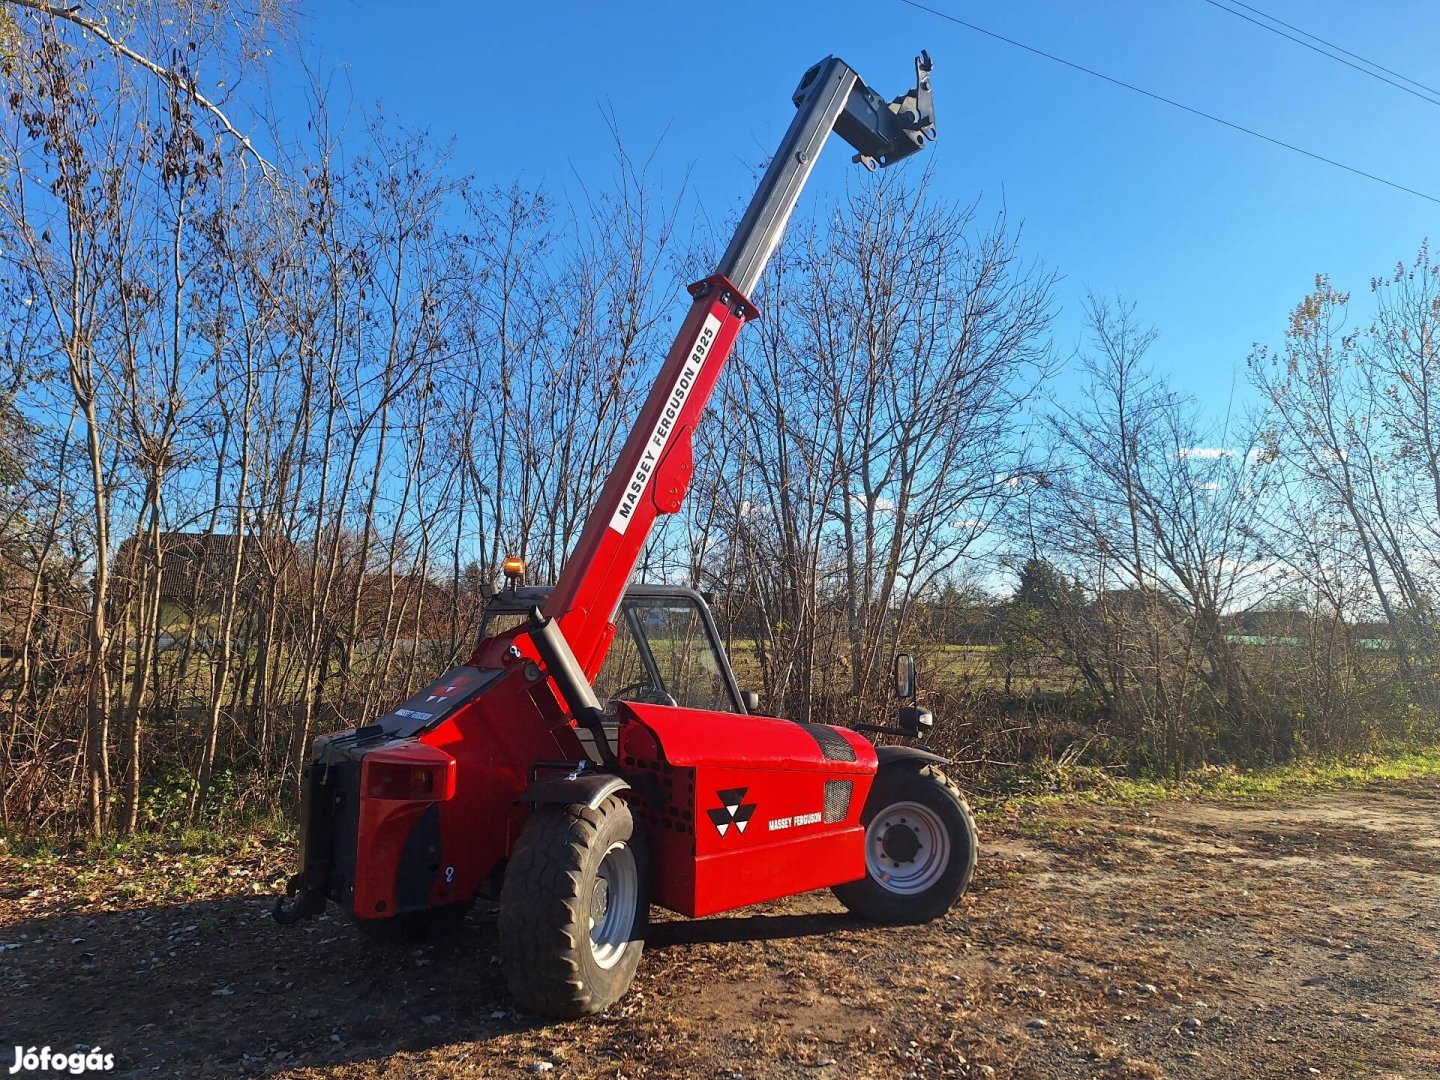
[275,50,978,1017]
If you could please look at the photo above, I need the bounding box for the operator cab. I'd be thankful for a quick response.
[479,584,751,715]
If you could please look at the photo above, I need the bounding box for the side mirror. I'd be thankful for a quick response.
[893,653,916,700]
[897,705,934,738]
[740,689,760,713]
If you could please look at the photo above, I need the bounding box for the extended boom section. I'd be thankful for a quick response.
[546,51,938,676]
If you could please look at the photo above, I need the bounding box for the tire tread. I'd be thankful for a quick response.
[499,797,646,1017]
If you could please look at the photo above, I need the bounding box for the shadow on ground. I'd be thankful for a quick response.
[648,909,860,949]
[1,891,864,1078]
[5,895,527,1077]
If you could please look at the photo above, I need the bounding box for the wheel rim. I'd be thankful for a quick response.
[865,800,950,895]
[589,840,638,969]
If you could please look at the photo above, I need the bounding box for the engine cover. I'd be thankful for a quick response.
[616,703,877,917]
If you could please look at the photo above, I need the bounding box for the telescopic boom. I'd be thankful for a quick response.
[541,52,936,679]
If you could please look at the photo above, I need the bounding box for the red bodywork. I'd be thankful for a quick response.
[545,275,751,676]
[304,272,879,925]
[620,704,875,917]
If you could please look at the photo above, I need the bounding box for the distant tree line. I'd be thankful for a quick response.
[0,1,1433,833]
[983,279,1439,780]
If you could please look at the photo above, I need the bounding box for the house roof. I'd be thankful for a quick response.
[114,532,294,600]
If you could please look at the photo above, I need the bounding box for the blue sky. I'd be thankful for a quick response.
[288,0,1439,427]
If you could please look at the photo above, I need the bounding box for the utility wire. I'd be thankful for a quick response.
[1217,0,1440,101]
[896,0,1440,208]
[1198,0,1440,109]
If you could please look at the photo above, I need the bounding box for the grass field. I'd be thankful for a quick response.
[720,640,1078,700]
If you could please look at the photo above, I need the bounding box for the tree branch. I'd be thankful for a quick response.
[4,0,275,176]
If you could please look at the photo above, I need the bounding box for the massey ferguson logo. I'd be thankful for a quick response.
[608,313,723,536]
[706,787,756,837]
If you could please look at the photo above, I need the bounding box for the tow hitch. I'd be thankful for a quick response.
[272,873,326,924]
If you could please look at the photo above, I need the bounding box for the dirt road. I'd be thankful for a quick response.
[4,780,1440,1079]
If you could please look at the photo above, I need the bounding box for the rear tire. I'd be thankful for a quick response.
[832,763,977,924]
[352,900,472,944]
[499,795,649,1017]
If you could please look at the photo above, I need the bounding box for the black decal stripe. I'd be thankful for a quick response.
[796,723,858,762]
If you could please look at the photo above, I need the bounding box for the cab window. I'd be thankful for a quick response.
[593,609,660,706]
[595,595,738,713]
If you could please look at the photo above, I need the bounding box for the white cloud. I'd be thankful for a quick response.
[848,495,896,513]
[1178,447,1236,460]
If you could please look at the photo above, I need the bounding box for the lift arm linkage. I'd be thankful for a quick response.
[542,52,937,679]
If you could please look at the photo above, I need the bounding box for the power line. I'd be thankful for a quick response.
[1217,0,1440,101]
[896,0,1440,208]
[1198,0,1440,110]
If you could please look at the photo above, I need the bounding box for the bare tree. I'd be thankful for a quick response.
[1250,264,1437,682]
[2,0,290,171]
[1021,297,1271,772]
[0,0,290,830]
[703,172,1055,723]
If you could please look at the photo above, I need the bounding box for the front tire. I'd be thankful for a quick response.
[499,795,649,1017]
[833,763,977,924]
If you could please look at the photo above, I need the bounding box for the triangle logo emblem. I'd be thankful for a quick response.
[706,787,757,837]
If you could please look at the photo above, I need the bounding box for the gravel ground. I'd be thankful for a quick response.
[4,778,1439,1078]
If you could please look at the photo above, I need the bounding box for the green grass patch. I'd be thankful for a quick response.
[1,815,297,912]
[0,814,293,861]
[976,744,1440,819]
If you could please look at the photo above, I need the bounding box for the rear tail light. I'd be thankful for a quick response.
[363,758,454,802]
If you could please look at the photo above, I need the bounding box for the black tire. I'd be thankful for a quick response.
[832,763,977,924]
[352,900,472,944]
[498,795,649,1018]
